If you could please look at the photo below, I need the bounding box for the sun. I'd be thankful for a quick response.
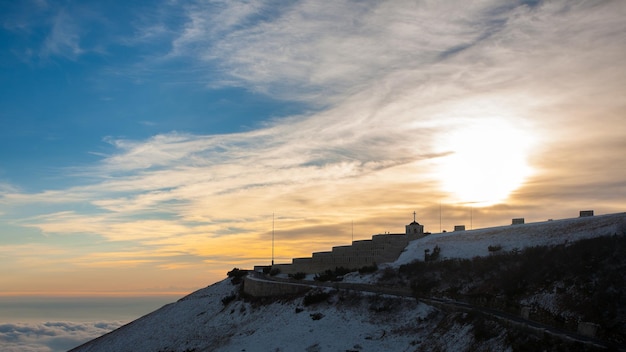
[436,119,535,206]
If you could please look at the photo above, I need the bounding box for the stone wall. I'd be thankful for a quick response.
[244,273,413,298]
[243,275,312,297]
[273,233,410,275]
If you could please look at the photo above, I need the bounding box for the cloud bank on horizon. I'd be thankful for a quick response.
[0,321,123,352]
[0,0,625,294]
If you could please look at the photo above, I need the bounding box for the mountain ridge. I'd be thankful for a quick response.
[71,212,626,351]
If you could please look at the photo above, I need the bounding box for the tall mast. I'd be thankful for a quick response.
[439,202,442,233]
[272,213,275,266]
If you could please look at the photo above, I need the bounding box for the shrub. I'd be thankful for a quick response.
[469,312,500,341]
[227,268,247,278]
[303,290,330,306]
[410,277,439,296]
[488,244,502,252]
[334,266,352,276]
[227,268,248,284]
[221,292,237,306]
[378,267,398,282]
[398,259,427,275]
[359,263,378,274]
[369,295,394,312]
[269,268,281,276]
[314,267,352,282]
[310,312,324,320]
[314,270,333,282]
[289,272,306,280]
[425,245,441,261]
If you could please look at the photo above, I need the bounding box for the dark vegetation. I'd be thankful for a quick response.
[223,268,247,305]
[314,266,351,282]
[358,263,378,274]
[226,268,248,284]
[288,272,307,280]
[303,289,330,306]
[418,311,607,352]
[269,268,281,276]
[368,294,398,313]
[313,264,379,282]
[397,234,626,345]
[309,312,324,320]
[503,325,606,352]
[423,245,441,261]
[221,292,237,306]
[487,244,502,252]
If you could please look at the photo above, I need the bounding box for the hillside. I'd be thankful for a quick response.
[71,213,626,351]
[395,212,626,265]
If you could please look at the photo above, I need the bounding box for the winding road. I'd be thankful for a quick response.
[248,271,624,351]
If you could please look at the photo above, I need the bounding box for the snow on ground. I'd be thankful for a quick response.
[223,295,434,352]
[394,212,626,266]
[340,212,626,284]
[342,271,380,284]
[71,279,437,352]
[71,212,626,352]
[70,280,239,352]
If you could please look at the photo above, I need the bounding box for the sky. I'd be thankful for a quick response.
[0,0,625,296]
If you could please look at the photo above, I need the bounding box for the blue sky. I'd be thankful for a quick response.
[0,0,306,190]
[1,0,625,295]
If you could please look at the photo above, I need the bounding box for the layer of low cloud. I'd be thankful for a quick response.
[0,321,123,352]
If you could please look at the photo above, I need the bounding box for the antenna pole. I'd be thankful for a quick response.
[439,202,442,233]
[272,213,275,266]
[351,220,354,243]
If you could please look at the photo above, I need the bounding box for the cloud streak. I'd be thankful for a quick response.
[172,0,517,103]
[0,0,625,294]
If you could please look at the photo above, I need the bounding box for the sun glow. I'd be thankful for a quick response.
[437,119,535,206]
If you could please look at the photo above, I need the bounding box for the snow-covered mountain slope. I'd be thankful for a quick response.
[70,279,440,352]
[394,212,626,266]
[71,212,626,352]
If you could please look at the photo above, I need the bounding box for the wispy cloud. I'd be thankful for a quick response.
[1,0,624,293]
[170,0,514,103]
[40,10,83,59]
[2,1,99,63]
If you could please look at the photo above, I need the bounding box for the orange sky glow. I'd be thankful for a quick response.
[1,1,625,296]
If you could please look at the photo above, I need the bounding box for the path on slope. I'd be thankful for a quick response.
[250,272,623,351]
